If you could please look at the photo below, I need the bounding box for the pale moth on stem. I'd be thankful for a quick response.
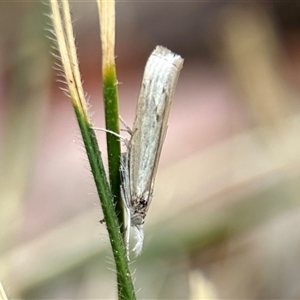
[121,46,184,257]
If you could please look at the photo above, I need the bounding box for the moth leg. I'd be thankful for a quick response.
[93,127,124,139]
[93,127,130,149]
[119,115,132,135]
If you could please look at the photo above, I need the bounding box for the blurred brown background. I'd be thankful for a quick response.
[1,1,300,299]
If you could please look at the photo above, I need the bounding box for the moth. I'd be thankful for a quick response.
[121,46,184,256]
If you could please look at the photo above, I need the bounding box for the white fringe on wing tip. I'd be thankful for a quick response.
[132,226,144,256]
